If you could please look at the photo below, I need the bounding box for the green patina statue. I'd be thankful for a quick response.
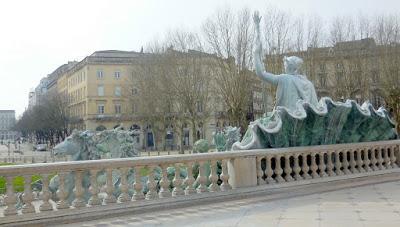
[232,12,398,150]
[193,139,209,153]
[213,126,241,151]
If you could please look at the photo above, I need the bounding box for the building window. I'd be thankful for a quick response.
[97,70,104,79]
[197,101,203,113]
[132,103,138,113]
[114,71,121,79]
[318,73,327,88]
[98,85,104,96]
[115,86,121,96]
[132,88,138,95]
[97,104,105,114]
[115,104,121,114]
[371,70,379,84]
[319,63,326,72]
[336,63,344,71]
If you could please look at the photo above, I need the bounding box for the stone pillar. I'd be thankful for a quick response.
[227,156,257,189]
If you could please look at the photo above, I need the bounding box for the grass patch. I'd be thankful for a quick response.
[0,163,53,194]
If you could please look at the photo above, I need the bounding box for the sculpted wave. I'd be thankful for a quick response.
[233,97,398,150]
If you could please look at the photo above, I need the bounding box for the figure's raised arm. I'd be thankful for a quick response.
[253,11,278,85]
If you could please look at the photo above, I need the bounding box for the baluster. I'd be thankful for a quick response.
[172,164,185,196]
[342,150,351,174]
[318,152,328,177]
[220,159,232,191]
[326,151,335,176]
[56,172,70,209]
[72,170,85,208]
[145,165,157,200]
[4,175,18,216]
[196,161,208,193]
[284,154,294,181]
[22,174,35,214]
[103,168,117,204]
[208,160,220,192]
[334,150,344,175]
[348,150,356,173]
[256,156,265,185]
[390,145,398,168]
[356,149,365,173]
[370,148,378,171]
[310,152,319,178]
[159,164,171,198]
[377,148,384,170]
[383,146,391,169]
[302,154,312,179]
[132,166,144,201]
[184,162,196,194]
[274,155,285,183]
[118,168,130,203]
[88,169,101,206]
[293,154,302,180]
[40,174,54,211]
[364,149,372,172]
[265,155,276,184]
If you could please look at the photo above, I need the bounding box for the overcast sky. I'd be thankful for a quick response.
[0,0,399,117]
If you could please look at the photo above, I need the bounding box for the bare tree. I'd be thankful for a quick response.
[292,17,305,52]
[378,44,400,132]
[164,29,214,150]
[15,93,70,145]
[306,14,325,48]
[262,7,292,55]
[125,42,177,151]
[202,8,255,130]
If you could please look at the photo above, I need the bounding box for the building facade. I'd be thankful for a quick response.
[32,49,269,150]
[0,110,17,141]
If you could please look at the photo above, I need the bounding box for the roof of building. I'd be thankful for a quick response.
[90,50,141,58]
[334,38,376,50]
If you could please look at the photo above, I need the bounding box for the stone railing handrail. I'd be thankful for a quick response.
[0,139,399,226]
[1,140,398,175]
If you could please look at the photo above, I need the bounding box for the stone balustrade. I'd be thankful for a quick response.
[255,141,400,185]
[0,140,399,226]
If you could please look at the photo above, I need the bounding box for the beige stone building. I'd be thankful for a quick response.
[26,47,268,150]
[53,51,140,131]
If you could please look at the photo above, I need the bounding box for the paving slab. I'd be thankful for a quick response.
[56,180,400,227]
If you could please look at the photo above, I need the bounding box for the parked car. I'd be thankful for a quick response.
[35,144,47,151]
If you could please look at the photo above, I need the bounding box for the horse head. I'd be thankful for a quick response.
[54,130,85,160]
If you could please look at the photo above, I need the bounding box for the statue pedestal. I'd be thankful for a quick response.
[227,156,257,188]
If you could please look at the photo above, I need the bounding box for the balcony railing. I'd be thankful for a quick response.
[0,139,399,226]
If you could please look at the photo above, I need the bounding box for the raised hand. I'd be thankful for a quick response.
[253,11,262,54]
[253,11,262,28]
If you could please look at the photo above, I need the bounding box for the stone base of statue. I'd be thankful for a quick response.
[233,97,398,150]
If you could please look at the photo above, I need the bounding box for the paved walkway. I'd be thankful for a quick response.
[58,181,400,227]
[0,144,56,163]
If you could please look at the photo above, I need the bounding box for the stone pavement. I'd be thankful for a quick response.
[0,144,54,163]
[57,181,400,227]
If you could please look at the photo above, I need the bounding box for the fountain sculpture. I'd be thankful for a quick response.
[232,11,398,150]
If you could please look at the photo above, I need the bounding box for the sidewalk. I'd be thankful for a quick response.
[0,144,54,163]
[58,180,400,227]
